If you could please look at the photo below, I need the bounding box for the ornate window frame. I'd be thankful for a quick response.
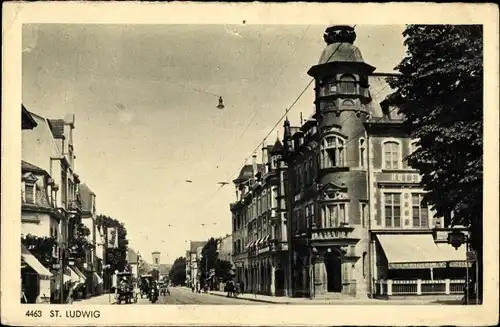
[381,138,403,170]
[320,135,346,168]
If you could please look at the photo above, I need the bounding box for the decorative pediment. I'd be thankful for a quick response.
[22,172,38,184]
[319,182,348,200]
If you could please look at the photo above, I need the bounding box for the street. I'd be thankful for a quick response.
[147,287,260,305]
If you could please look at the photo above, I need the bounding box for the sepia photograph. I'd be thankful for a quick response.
[3,2,499,326]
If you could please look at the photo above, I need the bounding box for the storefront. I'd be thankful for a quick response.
[372,233,469,297]
[21,244,53,303]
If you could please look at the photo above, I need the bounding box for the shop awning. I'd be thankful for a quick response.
[377,234,467,269]
[67,267,81,283]
[255,238,263,246]
[72,266,86,281]
[246,241,255,249]
[262,235,270,243]
[21,244,52,279]
[93,272,104,284]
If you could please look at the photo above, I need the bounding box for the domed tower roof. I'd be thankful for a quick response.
[318,25,364,64]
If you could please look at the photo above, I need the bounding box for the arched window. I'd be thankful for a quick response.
[359,138,366,167]
[339,74,357,94]
[382,141,401,169]
[321,136,346,168]
[342,99,355,107]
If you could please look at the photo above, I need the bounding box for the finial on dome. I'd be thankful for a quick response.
[323,25,356,45]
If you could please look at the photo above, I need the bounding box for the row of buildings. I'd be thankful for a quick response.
[21,105,105,303]
[227,25,469,300]
[20,105,143,303]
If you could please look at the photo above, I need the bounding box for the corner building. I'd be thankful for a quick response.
[283,25,467,299]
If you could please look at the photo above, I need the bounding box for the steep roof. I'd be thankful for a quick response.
[22,104,38,130]
[367,73,401,120]
[21,160,48,175]
[78,183,95,213]
[232,164,264,184]
[271,138,283,154]
[47,119,65,139]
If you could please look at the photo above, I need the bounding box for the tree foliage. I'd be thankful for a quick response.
[96,214,129,272]
[68,221,92,269]
[199,237,233,283]
[386,25,483,296]
[169,256,187,286]
[21,234,57,268]
[150,268,160,281]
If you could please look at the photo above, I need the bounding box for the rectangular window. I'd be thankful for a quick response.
[384,193,401,227]
[361,203,368,228]
[326,203,347,227]
[412,193,428,228]
[383,142,400,169]
[25,184,35,203]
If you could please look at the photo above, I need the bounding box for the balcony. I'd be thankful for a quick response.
[375,279,465,297]
[311,224,362,243]
[67,198,82,214]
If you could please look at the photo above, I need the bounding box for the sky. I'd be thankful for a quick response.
[22,24,406,264]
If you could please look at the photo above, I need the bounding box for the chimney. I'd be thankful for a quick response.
[252,153,258,182]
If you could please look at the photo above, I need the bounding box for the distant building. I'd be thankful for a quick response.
[186,241,206,289]
[217,234,233,263]
[127,248,140,279]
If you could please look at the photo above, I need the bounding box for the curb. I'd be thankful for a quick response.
[208,292,291,304]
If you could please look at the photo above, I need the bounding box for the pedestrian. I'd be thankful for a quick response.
[239,280,245,294]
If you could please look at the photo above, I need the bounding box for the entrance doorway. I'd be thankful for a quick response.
[324,249,342,293]
[275,269,285,296]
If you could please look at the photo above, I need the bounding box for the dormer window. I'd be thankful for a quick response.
[339,74,357,94]
[25,183,35,203]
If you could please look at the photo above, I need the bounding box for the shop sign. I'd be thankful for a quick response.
[380,173,422,183]
[449,261,472,268]
[258,246,270,254]
[389,262,446,269]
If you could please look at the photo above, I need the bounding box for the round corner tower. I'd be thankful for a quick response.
[307,25,375,297]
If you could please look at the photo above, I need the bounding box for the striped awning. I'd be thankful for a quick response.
[21,244,52,280]
[246,241,255,249]
[72,266,87,285]
[262,235,271,243]
[93,272,104,284]
[255,238,263,246]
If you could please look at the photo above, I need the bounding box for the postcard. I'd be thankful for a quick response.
[2,2,499,326]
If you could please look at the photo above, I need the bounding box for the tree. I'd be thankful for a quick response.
[96,214,129,272]
[199,237,219,284]
[216,259,233,282]
[169,256,187,286]
[385,25,483,299]
[21,234,57,268]
[68,221,92,270]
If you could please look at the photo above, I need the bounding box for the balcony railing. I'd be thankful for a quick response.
[375,279,465,296]
[67,198,82,212]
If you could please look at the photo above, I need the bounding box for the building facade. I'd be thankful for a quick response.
[186,241,206,289]
[21,106,86,303]
[230,142,290,296]
[282,25,468,299]
[218,234,233,263]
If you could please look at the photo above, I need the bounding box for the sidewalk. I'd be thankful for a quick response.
[208,291,452,305]
[73,293,116,305]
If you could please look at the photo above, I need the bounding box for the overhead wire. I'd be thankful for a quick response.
[220,25,312,160]
[192,31,352,210]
